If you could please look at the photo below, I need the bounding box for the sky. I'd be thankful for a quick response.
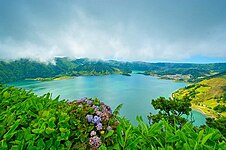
[0,0,226,63]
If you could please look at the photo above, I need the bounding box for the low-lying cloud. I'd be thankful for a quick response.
[0,0,226,62]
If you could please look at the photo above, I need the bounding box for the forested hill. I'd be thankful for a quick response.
[0,58,127,83]
[0,57,226,83]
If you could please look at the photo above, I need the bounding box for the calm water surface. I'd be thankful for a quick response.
[9,74,206,126]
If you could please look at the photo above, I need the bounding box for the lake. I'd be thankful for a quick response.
[9,74,206,126]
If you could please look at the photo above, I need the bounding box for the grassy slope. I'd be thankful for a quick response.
[173,77,226,118]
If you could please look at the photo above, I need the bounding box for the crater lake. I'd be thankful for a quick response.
[8,73,206,126]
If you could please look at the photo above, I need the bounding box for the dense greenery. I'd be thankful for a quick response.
[0,85,118,149]
[0,58,130,84]
[206,117,226,137]
[214,105,226,113]
[148,96,192,127]
[0,85,225,149]
[1,58,226,84]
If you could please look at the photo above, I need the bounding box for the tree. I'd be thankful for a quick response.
[148,96,192,127]
[206,117,226,137]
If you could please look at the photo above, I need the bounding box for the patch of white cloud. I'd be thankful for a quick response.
[0,7,226,62]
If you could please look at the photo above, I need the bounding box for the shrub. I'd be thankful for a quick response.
[0,86,118,149]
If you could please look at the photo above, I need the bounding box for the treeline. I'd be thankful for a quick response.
[0,58,129,83]
[0,59,60,83]
[0,57,226,83]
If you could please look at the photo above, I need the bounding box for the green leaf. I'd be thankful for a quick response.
[37,138,45,149]
[32,129,41,134]
[116,126,125,148]
[99,145,107,150]
[125,125,132,141]
[3,119,20,140]
[46,127,55,135]
[148,122,163,135]
[127,137,140,148]
[182,143,191,150]
[201,133,213,145]
[45,138,53,149]
[167,134,179,143]
[65,140,72,148]
[104,130,114,139]
[113,104,123,116]
[1,139,8,150]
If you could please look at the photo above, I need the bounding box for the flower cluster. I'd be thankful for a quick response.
[89,136,102,149]
[70,97,116,149]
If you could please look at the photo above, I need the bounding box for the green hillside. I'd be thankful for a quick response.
[173,76,226,118]
[0,58,130,84]
[0,58,225,84]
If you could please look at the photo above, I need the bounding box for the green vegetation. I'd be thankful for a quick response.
[144,66,226,82]
[206,117,226,137]
[0,85,118,149]
[148,96,192,127]
[173,77,226,118]
[1,58,225,84]
[0,58,131,84]
[0,85,225,149]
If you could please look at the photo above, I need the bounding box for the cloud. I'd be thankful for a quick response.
[0,0,226,62]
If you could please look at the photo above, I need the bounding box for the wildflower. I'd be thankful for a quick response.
[96,123,103,130]
[96,111,102,116]
[107,126,112,131]
[92,105,100,111]
[92,115,102,124]
[81,97,87,101]
[85,99,93,105]
[89,136,102,148]
[86,115,93,122]
[76,99,83,103]
[101,111,109,121]
[108,109,112,114]
[90,131,96,136]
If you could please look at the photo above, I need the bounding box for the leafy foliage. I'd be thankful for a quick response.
[0,85,118,149]
[112,116,226,149]
[148,96,192,127]
[0,85,225,149]
[206,117,226,137]
[214,105,226,113]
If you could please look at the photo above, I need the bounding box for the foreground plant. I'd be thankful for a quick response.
[0,85,225,150]
[0,86,118,149]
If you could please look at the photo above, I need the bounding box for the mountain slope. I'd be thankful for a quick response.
[173,76,226,118]
[0,57,225,84]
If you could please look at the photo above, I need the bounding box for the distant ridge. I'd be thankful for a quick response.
[0,57,225,84]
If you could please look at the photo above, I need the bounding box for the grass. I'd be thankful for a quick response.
[174,77,226,118]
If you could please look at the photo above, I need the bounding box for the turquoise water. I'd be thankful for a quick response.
[9,74,206,126]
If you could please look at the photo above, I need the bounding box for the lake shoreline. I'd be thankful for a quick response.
[26,76,75,81]
[191,103,218,118]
